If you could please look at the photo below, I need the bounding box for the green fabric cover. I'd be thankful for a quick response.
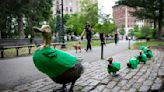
[137,53,147,62]
[146,50,153,58]
[108,62,121,73]
[128,57,138,69]
[33,47,77,78]
[139,46,147,53]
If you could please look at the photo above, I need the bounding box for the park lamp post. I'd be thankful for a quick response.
[128,36,131,49]
[100,33,105,59]
[61,0,66,48]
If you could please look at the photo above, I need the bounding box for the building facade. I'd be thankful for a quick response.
[112,5,137,35]
[52,0,98,15]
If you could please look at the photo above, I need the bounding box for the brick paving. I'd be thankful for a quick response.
[1,48,164,92]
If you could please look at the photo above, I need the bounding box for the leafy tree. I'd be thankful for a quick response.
[49,16,56,33]
[26,0,53,38]
[133,26,155,39]
[80,0,98,27]
[66,0,98,35]
[133,26,143,39]
[119,25,125,35]
[94,13,117,35]
[0,0,53,39]
[66,0,117,36]
[66,14,85,35]
[117,0,164,40]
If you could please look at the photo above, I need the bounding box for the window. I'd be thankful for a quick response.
[66,7,68,12]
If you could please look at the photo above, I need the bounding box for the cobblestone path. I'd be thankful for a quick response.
[1,48,164,92]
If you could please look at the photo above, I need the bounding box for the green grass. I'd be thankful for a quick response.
[133,40,164,49]
[1,40,113,58]
[1,47,37,58]
[65,40,113,50]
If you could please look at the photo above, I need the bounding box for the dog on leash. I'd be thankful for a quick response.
[73,42,81,53]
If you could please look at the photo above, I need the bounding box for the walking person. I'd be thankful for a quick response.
[81,23,92,52]
[114,31,119,45]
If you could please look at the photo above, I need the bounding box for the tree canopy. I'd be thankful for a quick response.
[117,0,164,40]
[0,0,53,38]
[66,0,116,35]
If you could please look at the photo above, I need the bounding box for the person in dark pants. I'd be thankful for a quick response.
[81,23,92,52]
[114,33,118,45]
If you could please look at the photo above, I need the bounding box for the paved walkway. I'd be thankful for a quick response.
[0,41,132,91]
[1,47,164,92]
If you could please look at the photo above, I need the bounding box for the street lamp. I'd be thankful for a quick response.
[55,0,61,43]
[61,0,66,48]
[100,33,105,59]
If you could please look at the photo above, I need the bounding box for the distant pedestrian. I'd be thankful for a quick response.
[126,36,128,40]
[81,23,92,51]
[114,32,118,45]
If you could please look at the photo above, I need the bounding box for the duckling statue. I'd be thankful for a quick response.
[107,57,121,76]
[127,57,139,69]
[139,46,147,53]
[136,51,147,64]
[145,46,153,58]
[140,46,153,59]
[32,25,84,92]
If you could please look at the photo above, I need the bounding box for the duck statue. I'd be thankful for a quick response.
[140,46,153,59]
[127,57,139,69]
[136,51,147,64]
[139,46,147,53]
[145,46,153,58]
[32,25,84,92]
[107,57,121,76]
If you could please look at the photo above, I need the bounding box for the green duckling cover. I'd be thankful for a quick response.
[128,57,138,69]
[136,53,147,62]
[33,47,77,78]
[108,62,121,73]
[139,46,147,53]
[146,50,153,58]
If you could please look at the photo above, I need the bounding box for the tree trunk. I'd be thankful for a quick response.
[18,14,25,39]
[28,17,34,38]
[157,0,163,40]
[153,18,158,39]
[27,17,34,43]
[154,19,157,31]
[0,31,1,39]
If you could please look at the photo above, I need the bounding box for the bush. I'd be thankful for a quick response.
[133,26,155,39]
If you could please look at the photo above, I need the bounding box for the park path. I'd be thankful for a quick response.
[0,41,132,91]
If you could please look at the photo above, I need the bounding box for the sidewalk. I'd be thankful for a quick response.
[1,48,163,92]
[0,41,131,91]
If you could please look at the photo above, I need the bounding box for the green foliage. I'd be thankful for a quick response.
[94,13,117,34]
[49,16,56,33]
[66,40,113,50]
[117,0,164,40]
[66,0,98,35]
[94,23,116,35]
[0,0,53,38]
[80,0,98,27]
[66,14,85,35]
[133,26,155,39]
[133,41,164,49]
[119,26,125,35]
[66,0,117,35]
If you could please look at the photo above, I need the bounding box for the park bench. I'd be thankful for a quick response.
[0,38,35,58]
